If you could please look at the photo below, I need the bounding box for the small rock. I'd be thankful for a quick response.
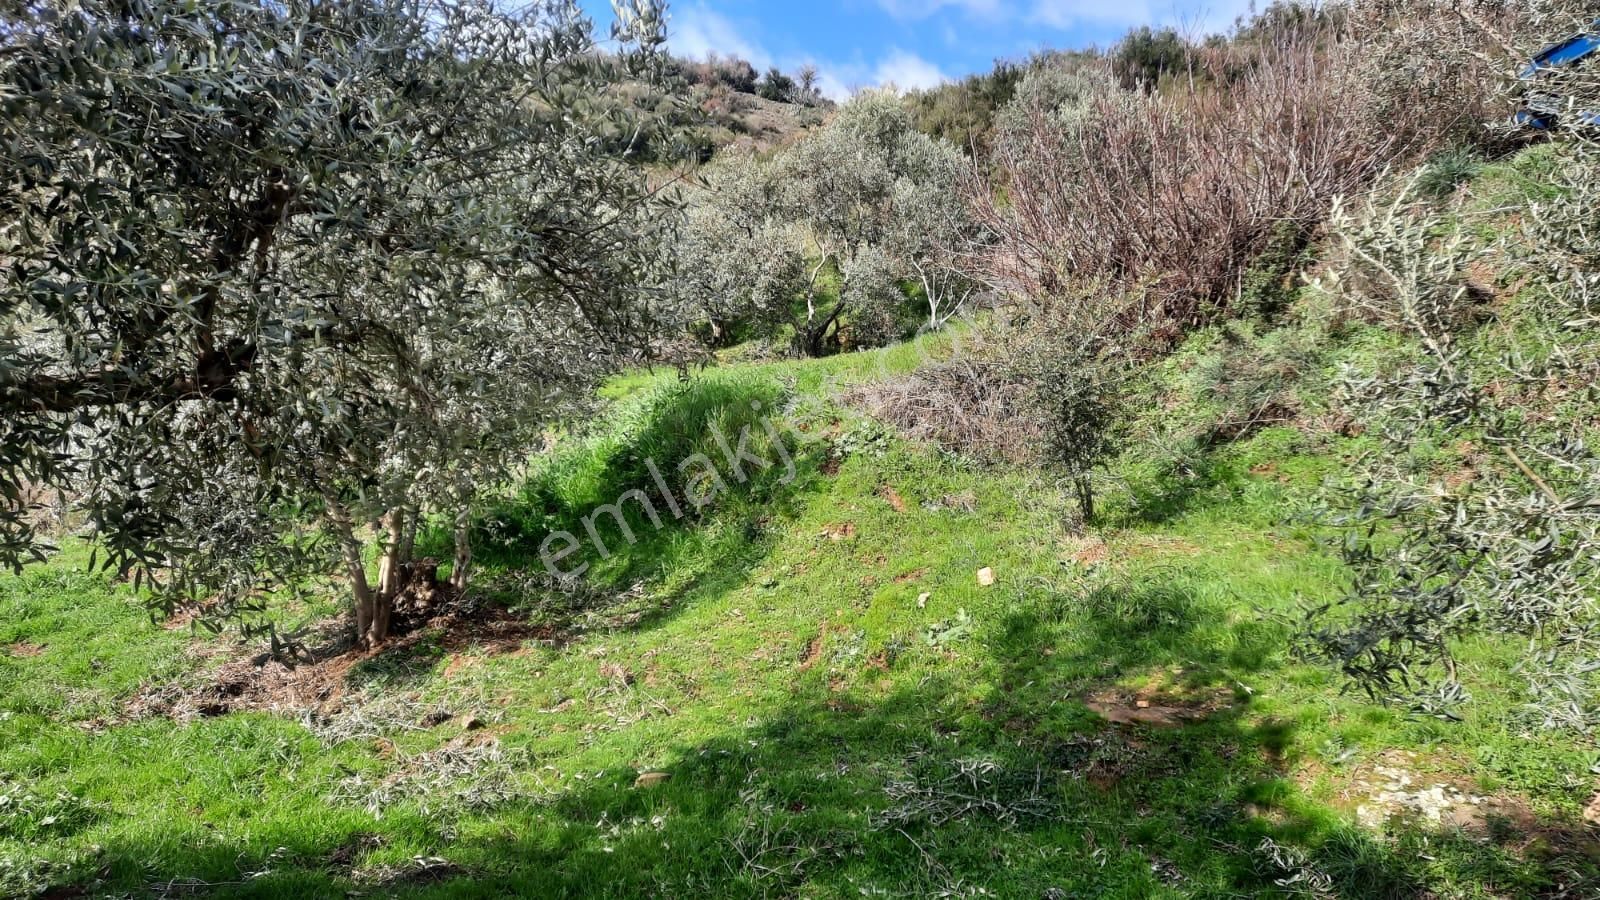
[634,771,671,788]
[1585,790,1600,826]
[977,567,995,586]
[916,592,930,609]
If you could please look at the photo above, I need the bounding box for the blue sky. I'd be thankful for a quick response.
[582,1,1263,98]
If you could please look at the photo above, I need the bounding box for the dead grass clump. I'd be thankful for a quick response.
[873,756,1061,830]
[331,738,530,817]
[848,360,1043,466]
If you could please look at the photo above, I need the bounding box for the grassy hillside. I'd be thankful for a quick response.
[4,149,1600,898]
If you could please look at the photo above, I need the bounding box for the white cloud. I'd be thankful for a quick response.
[1031,0,1260,32]
[1029,0,1151,29]
[877,0,1005,20]
[1184,1,1263,34]
[814,49,948,101]
[665,7,953,103]
[815,69,856,103]
[668,4,772,69]
[872,49,949,92]
[879,0,1261,34]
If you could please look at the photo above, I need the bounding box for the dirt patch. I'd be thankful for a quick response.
[599,661,635,687]
[1062,536,1108,568]
[124,598,557,724]
[327,832,386,870]
[878,484,907,512]
[926,491,977,513]
[1248,462,1295,484]
[893,567,929,584]
[1334,750,1480,831]
[1464,258,1503,304]
[1083,684,1233,728]
[797,633,825,671]
[4,641,45,658]
[1340,750,1549,837]
[1123,534,1204,558]
[821,522,857,541]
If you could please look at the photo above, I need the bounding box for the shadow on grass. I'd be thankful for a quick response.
[1101,427,1322,532]
[446,374,833,637]
[1108,451,1255,528]
[61,571,1600,898]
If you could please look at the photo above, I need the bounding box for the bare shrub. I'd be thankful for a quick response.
[972,6,1510,340]
[848,360,1043,466]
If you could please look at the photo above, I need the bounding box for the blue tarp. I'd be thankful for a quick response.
[1518,19,1600,129]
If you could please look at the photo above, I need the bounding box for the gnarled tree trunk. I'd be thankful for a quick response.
[450,508,473,593]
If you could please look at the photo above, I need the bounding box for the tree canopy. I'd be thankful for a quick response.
[0,0,678,645]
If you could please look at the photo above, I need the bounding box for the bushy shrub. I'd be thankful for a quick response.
[679,53,759,94]
[991,54,1110,161]
[839,246,910,350]
[757,67,796,102]
[1416,146,1485,198]
[1344,0,1524,153]
[1112,26,1193,92]
[906,59,1025,154]
[1002,310,1135,522]
[1303,155,1600,730]
[672,152,806,347]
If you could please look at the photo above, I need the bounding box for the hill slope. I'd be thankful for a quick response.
[3,149,1599,898]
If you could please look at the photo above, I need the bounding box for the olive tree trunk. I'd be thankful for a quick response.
[450,508,473,593]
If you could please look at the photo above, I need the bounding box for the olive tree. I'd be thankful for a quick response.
[671,92,969,355]
[1303,164,1600,729]
[673,152,805,347]
[1291,8,1600,730]
[886,151,977,331]
[773,92,970,354]
[0,0,678,647]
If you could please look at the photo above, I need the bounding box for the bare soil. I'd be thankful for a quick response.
[124,597,557,724]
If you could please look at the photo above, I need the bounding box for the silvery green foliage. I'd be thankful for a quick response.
[774,92,971,354]
[674,152,806,346]
[672,91,970,355]
[839,244,904,348]
[1304,169,1600,730]
[0,0,675,642]
[992,57,1111,157]
[886,141,976,331]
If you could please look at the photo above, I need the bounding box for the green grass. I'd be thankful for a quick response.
[6,152,1600,897]
[4,333,1596,898]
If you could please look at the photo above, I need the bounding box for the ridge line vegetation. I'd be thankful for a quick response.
[6,0,1600,896]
